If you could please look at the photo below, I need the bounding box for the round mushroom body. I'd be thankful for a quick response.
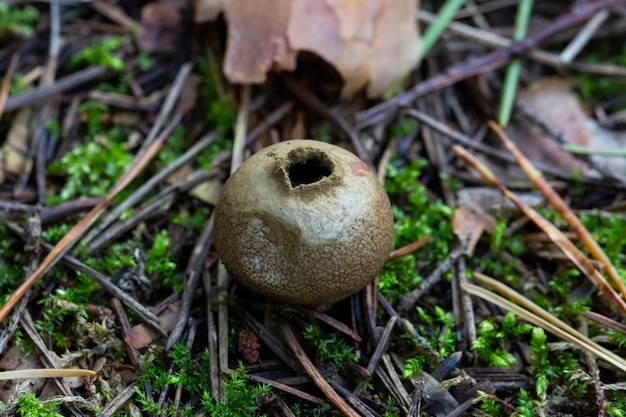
[214,140,394,306]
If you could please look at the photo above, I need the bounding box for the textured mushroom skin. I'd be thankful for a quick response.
[214,140,394,305]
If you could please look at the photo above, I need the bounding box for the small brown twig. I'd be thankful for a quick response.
[97,382,136,417]
[0,53,19,117]
[454,143,626,316]
[111,298,140,368]
[0,113,181,323]
[166,213,215,351]
[280,321,361,417]
[231,84,251,173]
[83,131,217,246]
[388,236,431,261]
[490,121,626,302]
[20,311,86,417]
[398,242,469,315]
[357,0,626,128]
[282,76,374,170]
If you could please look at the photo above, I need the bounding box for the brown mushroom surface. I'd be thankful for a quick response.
[214,140,394,305]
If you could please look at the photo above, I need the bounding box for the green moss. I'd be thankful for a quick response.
[303,324,358,373]
[68,36,125,70]
[146,230,179,292]
[472,311,532,368]
[0,4,39,39]
[136,346,269,416]
[380,159,455,304]
[172,207,211,231]
[46,102,133,204]
[15,393,64,417]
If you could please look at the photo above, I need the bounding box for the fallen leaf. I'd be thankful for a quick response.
[137,2,181,53]
[216,0,421,98]
[128,301,180,350]
[222,0,296,84]
[505,77,626,180]
[0,346,45,403]
[452,204,495,254]
[457,187,544,219]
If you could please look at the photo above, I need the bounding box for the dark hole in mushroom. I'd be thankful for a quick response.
[285,149,334,187]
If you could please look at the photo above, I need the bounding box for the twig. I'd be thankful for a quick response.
[97,382,136,417]
[0,53,19,116]
[353,316,397,398]
[357,0,626,128]
[580,320,606,417]
[464,273,626,372]
[489,122,626,306]
[83,131,217,246]
[404,108,626,190]
[111,298,140,368]
[217,263,229,404]
[4,65,112,113]
[243,371,323,404]
[0,212,40,355]
[86,169,218,254]
[246,100,295,145]
[453,143,626,315]
[282,77,373,169]
[560,9,610,63]
[0,113,180,323]
[204,270,221,403]
[398,242,469,314]
[0,218,166,335]
[231,84,251,173]
[407,381,424,417]
[174,321,197,409]
[137,63,192,154]
[166,213,215,351]
[20,311,85,417]
[280,322,361,417]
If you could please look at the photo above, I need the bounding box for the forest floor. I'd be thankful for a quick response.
[1,1,626,416]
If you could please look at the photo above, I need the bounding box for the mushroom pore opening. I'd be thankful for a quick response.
[285,149,334,187]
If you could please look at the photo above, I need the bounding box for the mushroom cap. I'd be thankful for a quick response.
[214,140,394,305]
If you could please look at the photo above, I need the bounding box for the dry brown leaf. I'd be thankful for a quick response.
[457,187,544,218]
[505,78,589,175]
[452,204,495,254]
[0,346,45,402]
[222,0,296,84]
[128,301,180,350]
[506,77,626,179]
[215,0,420,98]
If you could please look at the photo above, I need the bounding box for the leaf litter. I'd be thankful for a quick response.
[1,1,626,416]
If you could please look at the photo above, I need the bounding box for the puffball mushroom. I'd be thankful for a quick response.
[214,140,394,306]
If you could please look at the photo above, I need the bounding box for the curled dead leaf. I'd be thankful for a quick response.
[210,0,421,98]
